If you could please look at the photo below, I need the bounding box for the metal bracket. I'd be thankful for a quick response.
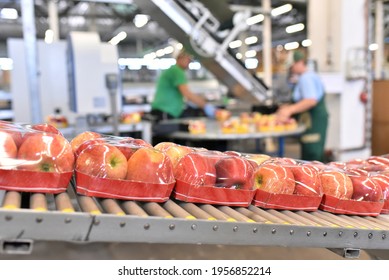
[0,239,34,255]
[327,248,361,259]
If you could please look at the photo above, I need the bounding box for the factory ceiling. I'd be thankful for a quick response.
[0,0,308,54]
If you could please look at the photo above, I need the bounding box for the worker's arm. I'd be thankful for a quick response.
[276,98,317,121]
[178,84,216,117]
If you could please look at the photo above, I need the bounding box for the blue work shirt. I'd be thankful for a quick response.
[293,71,325,102]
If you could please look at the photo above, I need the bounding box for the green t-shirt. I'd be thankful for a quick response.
[151,64,187,118]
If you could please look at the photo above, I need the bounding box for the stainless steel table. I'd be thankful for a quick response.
[164,118,305,157]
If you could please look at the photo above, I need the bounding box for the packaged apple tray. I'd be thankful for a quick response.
[73,134,175,202]
[249,157,323,211]
[172,150,257,207]
[0,121,74,193]
[249,156,389,215]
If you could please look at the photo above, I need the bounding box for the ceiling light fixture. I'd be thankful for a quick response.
[245,50,257,58]
[286,23,305,33]
[302,39,312,47]
[0,8,18,20]
[369,43,378,51]
[284,42,299,50]
[229,40,242,49]
[44,29,54,44]
[134,14,149,28]
[271,4,293,16]
[246,14,264,25]
[245,36,258,45]
[109,31,127,45]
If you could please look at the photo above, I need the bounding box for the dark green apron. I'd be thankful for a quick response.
[297,97,328,162]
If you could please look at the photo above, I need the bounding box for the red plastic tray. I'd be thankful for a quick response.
[173,180,256,206]
[381,200,389,214]
[76,171,175,202]
[252,189,322,211]
[0,169,72,194]
[319,194,384,216]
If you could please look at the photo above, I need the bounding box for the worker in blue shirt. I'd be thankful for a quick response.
[276,51,328,162]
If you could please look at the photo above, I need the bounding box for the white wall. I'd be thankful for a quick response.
[308,0,369,161]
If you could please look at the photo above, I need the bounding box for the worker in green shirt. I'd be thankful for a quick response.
[151,50,216,120]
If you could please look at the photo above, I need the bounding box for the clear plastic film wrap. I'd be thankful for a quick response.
[317,161,384,216]
[172,150,256,206]
[0,121,74,193]
[74,133,175,202]
[249,157,323,211]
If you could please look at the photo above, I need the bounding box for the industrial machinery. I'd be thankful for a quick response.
[133,0,270,105]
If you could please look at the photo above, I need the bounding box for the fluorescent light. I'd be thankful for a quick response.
[245,58,258,69]
[236,53,243,60]
[271,4,293,17]
[284,42,299,50]
[109,31,127,45]
[0,8,18,20]
[164,46,174,54]
[44,29,54,44]
[133,14,149,28]
[229,40,242,49]
[286,23,305,33]
[189,62,201,70]
[0,58,13,70]
[245,50,257,58]
[246,14,264,25]
[176,43,183,50]
[302,39,312,47]
[245,36,258,45]
[156,49,165,57]
[369,43,379,51]
[144,52,157,60]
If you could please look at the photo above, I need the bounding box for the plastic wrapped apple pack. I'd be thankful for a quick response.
[172,150,256,206]
[251,157,323,211]
[318,164,384,216]
[74,134,176,202]
[0,121,74,193]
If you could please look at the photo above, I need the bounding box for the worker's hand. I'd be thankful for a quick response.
[276,104,293,122]
[203,103,216,118]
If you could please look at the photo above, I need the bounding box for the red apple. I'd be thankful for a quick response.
[164,145,193,167]
[31,123,62,135]
[270,157,298,165]
[174,152,216,186]
[243,153,271,169]
[70,131,102,153]
[75,138,106,157]
[215,156,254,189]
[115,137,152,160]
[345,168,369,176]
[290,165,322,196]
[348,174,383,202]
[371,174,389,200]
[224,151,242,157]
[154,141,177,152]
[18,133,74,172]
[367,156,389,167]
[319,170,353,199]
[126,147,174,184]
[328,161,347,170]
[254,163,295,194]
[0,122,23,148]
[0,131,18,159]
[76,143,127,179]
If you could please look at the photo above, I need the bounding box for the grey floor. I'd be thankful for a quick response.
[0,138,377,260]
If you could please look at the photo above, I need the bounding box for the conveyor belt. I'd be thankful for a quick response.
[1,182,389,257]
